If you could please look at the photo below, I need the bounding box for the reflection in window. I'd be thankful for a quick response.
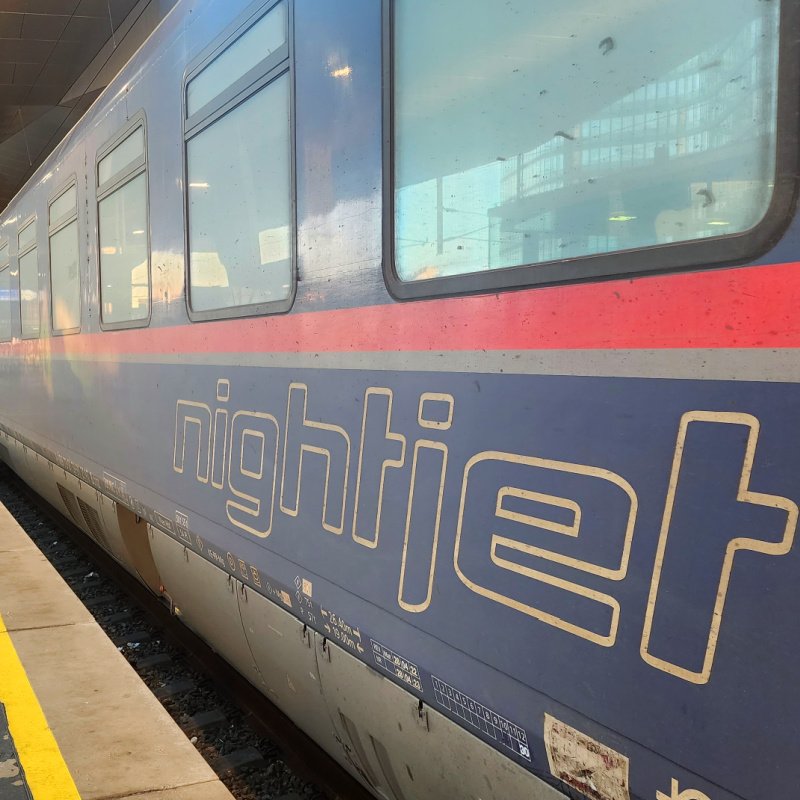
[188,75,291,312]
[185,0,292,317]
[50,183,80,333]
[97,121,149,327]
[98,127,145,186]
[18,220,36,252]
[51,221,80,332]
[186,0,287,117]
[50,184,78,225]
[0,266,10,342]
[18,221,38,338]
[186,75,292,311]
[393,0,781,281]
[99,173,149,324]
[19,252,39,338]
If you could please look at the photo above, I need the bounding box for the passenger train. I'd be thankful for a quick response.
[0,1,798,798]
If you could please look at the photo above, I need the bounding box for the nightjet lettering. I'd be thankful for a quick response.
[173,380,798,684]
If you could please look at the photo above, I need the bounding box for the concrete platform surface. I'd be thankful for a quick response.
[0,502,234,800]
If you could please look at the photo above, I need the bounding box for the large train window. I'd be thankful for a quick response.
[0,242,10,343]
[49,179,80,335]
[96,116,150,329]
[183,0,294,320]
[18,217,39,339]
[385,0,798,297]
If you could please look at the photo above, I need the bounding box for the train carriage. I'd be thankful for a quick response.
[0,1,798,799]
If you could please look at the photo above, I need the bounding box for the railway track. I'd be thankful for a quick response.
[0,466,372,800]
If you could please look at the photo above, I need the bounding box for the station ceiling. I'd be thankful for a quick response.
[0,0,177,211]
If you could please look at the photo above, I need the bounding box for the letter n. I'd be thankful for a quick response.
[173,400,212,483]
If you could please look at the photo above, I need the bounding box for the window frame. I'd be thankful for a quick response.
[48,175,81,336]
[381,0,800,301]
[95,111,151,331]
[181,0,297,323]
[17,214,40,340]
[0,238,10,344]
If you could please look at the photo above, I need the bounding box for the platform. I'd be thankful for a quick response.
[0,502,234,800]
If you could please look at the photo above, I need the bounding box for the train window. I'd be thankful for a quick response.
[0,243,10,343]
[96,117,150,329]
[49,184,77,228]
[98,127,145,187]
[386,0,791,295]
[186,0,287,117]
[18,219,36,252]
[49,180,80,334]
[184,0,293,320]
[18,218,39,339]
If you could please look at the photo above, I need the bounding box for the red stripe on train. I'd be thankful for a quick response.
[6,260,800,356]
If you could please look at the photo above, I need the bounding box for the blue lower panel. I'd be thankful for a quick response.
[3,359,799,800]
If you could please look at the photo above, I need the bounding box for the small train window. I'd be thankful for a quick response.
[183,0,294,320]
[386,0,793,296]
[186,2,287,117]
[96,116,150,329]
[0,242,10,343]
[49,179,80,335]
[18,217,39,339]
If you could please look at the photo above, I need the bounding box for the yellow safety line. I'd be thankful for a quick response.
[0,611,81,800]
